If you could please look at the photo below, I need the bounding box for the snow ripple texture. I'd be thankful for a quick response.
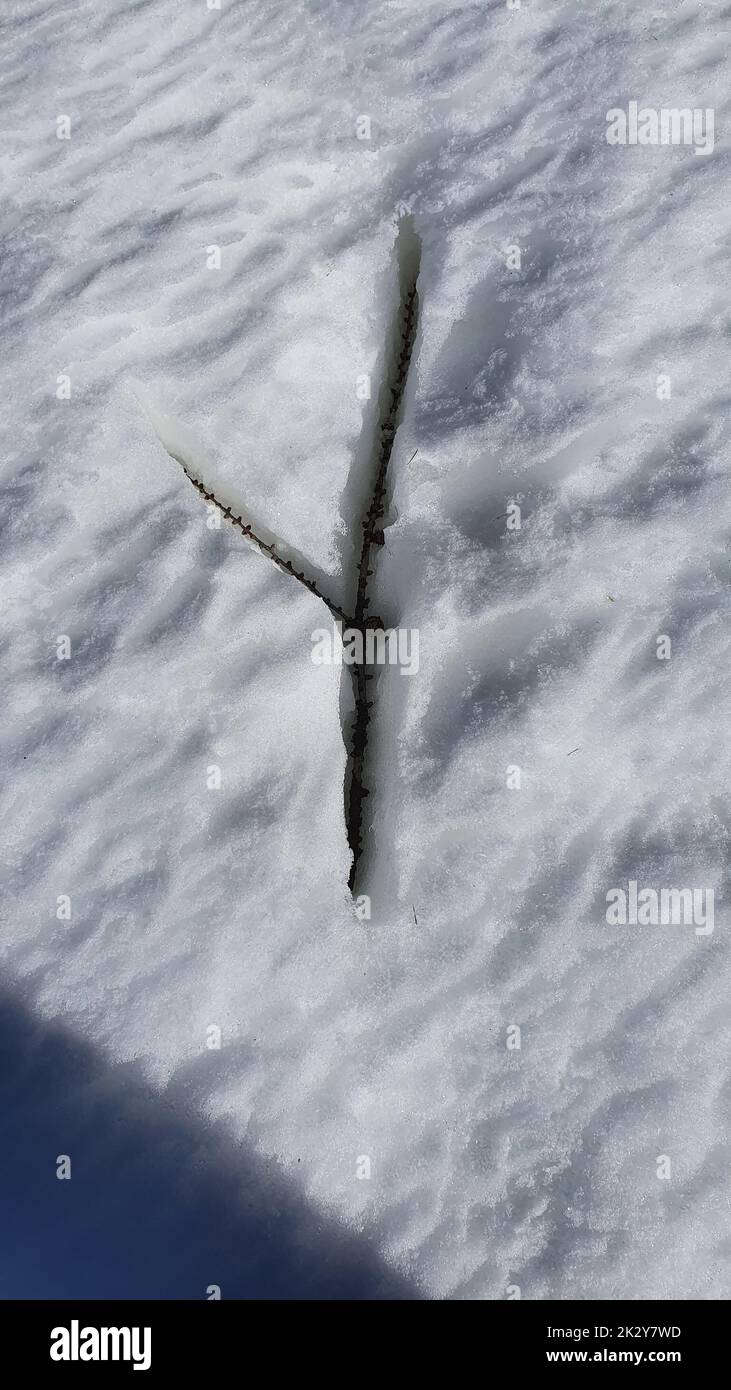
[1,0,730,1298]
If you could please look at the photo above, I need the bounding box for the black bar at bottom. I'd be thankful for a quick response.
[1,1297,723,1375]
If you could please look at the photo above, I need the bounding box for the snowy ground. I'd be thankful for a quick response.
[2,0,730,1298]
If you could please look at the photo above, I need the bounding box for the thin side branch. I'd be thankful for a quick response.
[178,463,356,628]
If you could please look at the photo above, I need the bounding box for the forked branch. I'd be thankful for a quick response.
[138,215,421,898]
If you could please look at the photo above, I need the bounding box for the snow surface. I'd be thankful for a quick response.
[2,0,730,1298]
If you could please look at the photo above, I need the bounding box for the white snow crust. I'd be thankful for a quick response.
[1,0,730,1298]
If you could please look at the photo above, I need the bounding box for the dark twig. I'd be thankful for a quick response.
[176,463,355,628]
[346,220,421,892]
